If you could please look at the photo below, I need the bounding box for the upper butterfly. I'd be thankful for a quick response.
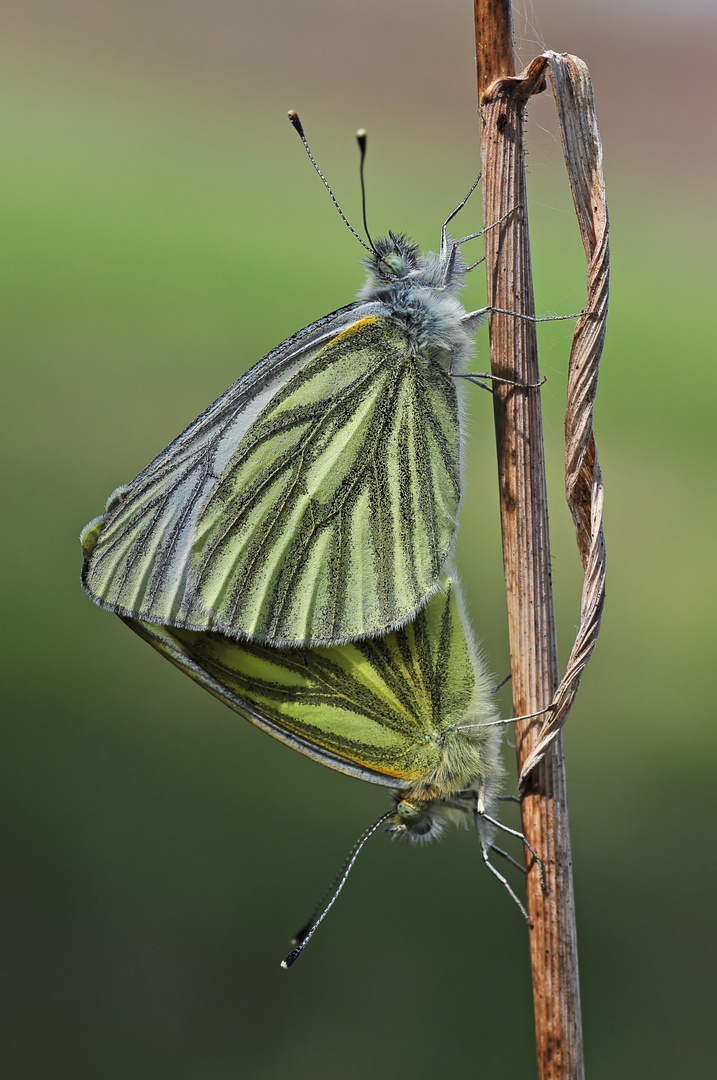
[81,115,490,645]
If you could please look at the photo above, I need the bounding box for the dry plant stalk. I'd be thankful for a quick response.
[474,3,608,1078]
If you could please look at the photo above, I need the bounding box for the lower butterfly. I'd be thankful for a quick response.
[125,571,500,804]
[80,114,494,646]
[112,565,532,965]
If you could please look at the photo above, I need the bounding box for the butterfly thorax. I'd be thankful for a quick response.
[358,233,473,371]
[386,719,502,842]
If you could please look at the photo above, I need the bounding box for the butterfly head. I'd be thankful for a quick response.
[387,788,480,844]
[364,232,420,280]
[359,231,467,307]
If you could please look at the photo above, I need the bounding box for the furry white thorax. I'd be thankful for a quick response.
[357,233,474,372]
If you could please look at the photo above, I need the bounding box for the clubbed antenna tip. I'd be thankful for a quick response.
[355,129,375,253]
[285,109,373,255]
[287,109,304,138]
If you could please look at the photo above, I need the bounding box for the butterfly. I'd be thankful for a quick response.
[111,568,522,963]
[120,570,500,819]
[80,115,492,646]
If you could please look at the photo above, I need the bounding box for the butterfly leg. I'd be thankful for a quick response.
[476,821,531,925]
[460,306,491,331]
[453,369,547,393]
[439,172,483,262]
[452,206,519,254]
[453,373,494,393]
[470,306,584,323]
[476,776,545,890]
[440,206,517,285]
[488,842,527,876]
[479,810,546,891]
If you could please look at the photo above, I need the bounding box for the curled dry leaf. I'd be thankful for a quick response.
[518,51,609,787]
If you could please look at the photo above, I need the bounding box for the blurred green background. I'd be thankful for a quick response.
[2,1,715,1077]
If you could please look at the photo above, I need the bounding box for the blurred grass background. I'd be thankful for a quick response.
[2,1,716,1077]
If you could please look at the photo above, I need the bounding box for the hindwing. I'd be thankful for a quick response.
[124,575,492,788]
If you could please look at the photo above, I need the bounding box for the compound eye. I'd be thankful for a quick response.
[395,801,425,826]
[379,252,407,277]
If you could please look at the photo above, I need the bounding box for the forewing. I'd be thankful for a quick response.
[192,315,461,643]
[124,576,475,786]
[81,303,365,630]
[82,308,461,645]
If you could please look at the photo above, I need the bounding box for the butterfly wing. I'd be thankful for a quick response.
[191,314,461,643]
[123,575,490,790]
[81,303,366,629]
[82,307,461,644]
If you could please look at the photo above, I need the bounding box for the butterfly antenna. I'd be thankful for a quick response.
[356,128,378,255]
[280,808,393,970]
[288,110,373,254]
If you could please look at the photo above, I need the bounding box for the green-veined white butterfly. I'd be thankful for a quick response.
[80,113,493,646]
[111,567,527,965]
[122,572,501,814]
